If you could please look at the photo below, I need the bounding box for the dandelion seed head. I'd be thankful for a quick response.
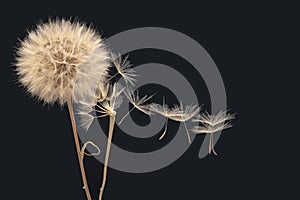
[15,18,110,105]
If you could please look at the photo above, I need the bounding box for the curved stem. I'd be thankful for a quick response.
[99,115,115,200]
[81,141,101,159]
[67,99,92,200]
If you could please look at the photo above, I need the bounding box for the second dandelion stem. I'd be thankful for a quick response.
[99,115,115,200]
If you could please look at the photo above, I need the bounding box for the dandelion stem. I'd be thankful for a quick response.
[67,99,92,200]
[99,115,115,200]
[183,121,191,144]
[159,118,169,140]
[118,106,135,125]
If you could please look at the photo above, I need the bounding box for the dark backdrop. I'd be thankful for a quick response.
[2,1,298,199]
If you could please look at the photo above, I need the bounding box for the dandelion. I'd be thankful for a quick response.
[118,88,154,125]
[15,18,111,200]
[150,99,200,143]
[191,111,235,155]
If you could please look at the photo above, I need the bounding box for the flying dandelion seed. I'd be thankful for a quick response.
[105,53,138,86]
[191,111,235,155]
[150,99,200,143]
[118,88,154,125]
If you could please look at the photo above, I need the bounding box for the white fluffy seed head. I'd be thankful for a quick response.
[15,18,110,106]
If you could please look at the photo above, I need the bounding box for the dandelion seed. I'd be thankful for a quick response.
[107,53,138,86]
[150,99,200,143]
[118,88,154,125]
[191,111,235,155]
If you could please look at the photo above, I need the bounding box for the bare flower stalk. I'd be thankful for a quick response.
[99,115,115,200]
[67,99,92,200]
